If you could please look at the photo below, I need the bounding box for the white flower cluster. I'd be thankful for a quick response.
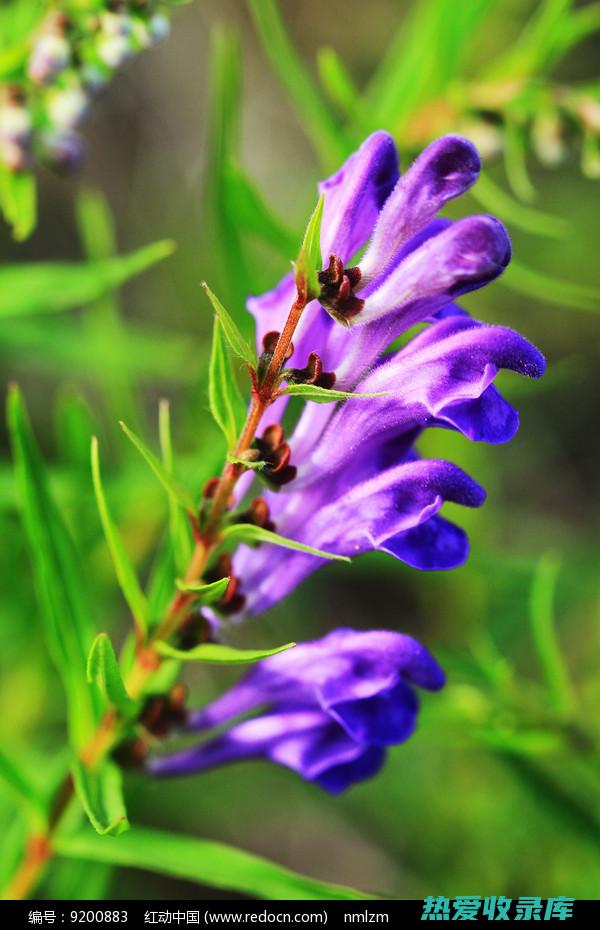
[0,2,171,173]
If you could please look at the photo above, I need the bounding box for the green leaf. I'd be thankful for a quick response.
[222,164,298,258]
[7,386,98,748]
[71,759,129,837]
[503,119,536,202]
[364,0,493,132]
[0,317,198,384]
[317,46,369,132]
[295,194,325,298]
[282,383,388,403]
[0,165,37,241]
[470,172,569,239]
[204,25,252,311]
[155,640,296,664]
[91,437,149,635]
[76,188,141,433]
[0,747,46,818]
[175,576,231,603]
[159,399,193,574]
[247,0,348,170]
[0,241,175,318]
[502,260,600,311]
[86,633,137,718]
[208,319,247,451]
[227,454,268,471]
[54,390,97,473]
[119,421,196,514]
[221,523,350,562]
[55,827,371,899]
[202,282,256,366]
[529,553,575,718]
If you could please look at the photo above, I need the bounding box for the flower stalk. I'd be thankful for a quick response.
[2,281,310,902]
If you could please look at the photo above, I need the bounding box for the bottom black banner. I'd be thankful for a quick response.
[0,899,598,928]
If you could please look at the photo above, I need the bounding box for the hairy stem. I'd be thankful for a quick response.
[2,289,308,901]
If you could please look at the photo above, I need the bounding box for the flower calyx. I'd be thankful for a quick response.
[257,331,294,386]
[318,254,364,325]
[139,683,188,739]
[282,351,336,390]
[204,553,246,616]
[233,496,276,533]
[253,424,297,488]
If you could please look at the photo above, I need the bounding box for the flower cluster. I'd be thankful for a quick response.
[0,2,171,173]
[149,132,544,793]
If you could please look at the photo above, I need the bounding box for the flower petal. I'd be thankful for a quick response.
[234,461,484,614]
[360,135,480,281]
[380,515,470,570]
[319,130,399,264]
[305,319,543,479]
[356,215,511,328]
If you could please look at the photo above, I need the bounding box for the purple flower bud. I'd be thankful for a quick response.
[39,130,84,172]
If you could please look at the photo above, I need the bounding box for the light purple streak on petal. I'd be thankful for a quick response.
[268,717,367,780]
[360,135,480,281]
[235,460,484,615]
[331,218,455,388]
[319,130,399,264]
[149,710,328,776]
[315,628,446,693]
[379,515,470,571]
[305,320,543,479]
[356,215,511,328]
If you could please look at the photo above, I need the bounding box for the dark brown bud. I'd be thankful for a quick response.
[112,737,149,769]
[318,252,364,323]
[284,352,337,389]
[202,477,220,499]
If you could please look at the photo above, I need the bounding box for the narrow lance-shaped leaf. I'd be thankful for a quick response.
[0,240,175,318]
[529,553,575,718]
[295,193,325,299]
[502,260,600,312]
[221,523,350,562]
[202,282,256,366]
[281,383,388,403]
[55,827,371,900]
[470,172,569,240]
[0,747,46,819]
[175,576,230,604]
[71,759,129,837]
[76,188,141,433]
[317,47,369,134]
[86,633,137,718]
[154,640,296,665]
[222,164,299,258]
[119,420,196,514]
[0,164,36,242]
[7,386,98,748]
[208,319,247,451]
[91,437,149,635]
[159,399,192,573]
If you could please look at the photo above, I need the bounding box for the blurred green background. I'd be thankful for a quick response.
[2,0,600,900]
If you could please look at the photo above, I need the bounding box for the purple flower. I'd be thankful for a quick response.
[149,135,544,796]
[148,628,444,794]
[230,133,544,615]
